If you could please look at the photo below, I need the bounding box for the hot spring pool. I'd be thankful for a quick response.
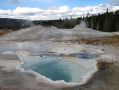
[20,56,97,83]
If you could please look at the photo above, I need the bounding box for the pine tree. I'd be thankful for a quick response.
[115,10,119,31]
[85,9,119,32]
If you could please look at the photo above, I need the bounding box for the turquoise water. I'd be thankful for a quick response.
[20,56,96,83]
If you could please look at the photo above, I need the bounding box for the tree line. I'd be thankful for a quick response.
[85,10,119,32]
[0,18,81,30]
[0,18,33,30]
[32,18,80,29]
[0,10,119,32]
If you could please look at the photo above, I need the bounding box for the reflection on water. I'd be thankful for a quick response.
[20,56,97,83]
[71,53,99,59]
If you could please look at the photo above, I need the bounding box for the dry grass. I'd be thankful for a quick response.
[0,31,12,36]
[80,35,119,47]
[53,35,119,47]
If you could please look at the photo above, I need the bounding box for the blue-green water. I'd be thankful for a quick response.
[20,56,96,83]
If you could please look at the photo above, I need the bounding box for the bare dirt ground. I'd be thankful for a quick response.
[0,30,13,36]
[54,35,119,47]
[80,35,119,47]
